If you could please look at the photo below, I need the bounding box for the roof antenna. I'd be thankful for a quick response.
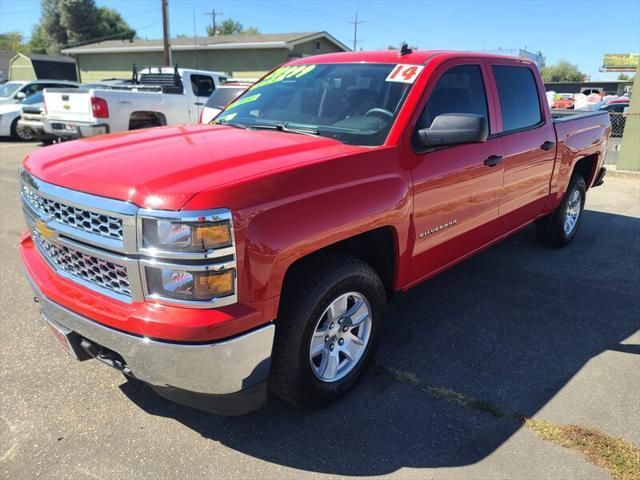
[399,43,412,56]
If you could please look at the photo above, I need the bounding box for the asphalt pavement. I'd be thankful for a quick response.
[1,140,638,479]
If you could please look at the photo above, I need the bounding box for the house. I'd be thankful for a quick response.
[9,52,78,81]
[61,31,350,82]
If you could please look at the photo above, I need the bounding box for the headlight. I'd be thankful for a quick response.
[138,209,237,307]
[145,266,235,301]
[140,213,232,254]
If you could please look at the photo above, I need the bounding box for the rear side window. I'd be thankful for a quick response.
[191,74,215,97]
[492,65,542,132]
[419,64,488,129]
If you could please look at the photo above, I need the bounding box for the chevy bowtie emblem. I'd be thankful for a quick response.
[35,219,57,240]
[63,103,71,110]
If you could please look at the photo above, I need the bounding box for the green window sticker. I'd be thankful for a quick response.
[215,112,237,123]
[225,93,261,111]
[251,64,317,90]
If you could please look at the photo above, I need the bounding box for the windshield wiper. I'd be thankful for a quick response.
[248,122,319,137]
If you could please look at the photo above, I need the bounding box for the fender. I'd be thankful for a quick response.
[544,113,610,214]
[184,146,414,309]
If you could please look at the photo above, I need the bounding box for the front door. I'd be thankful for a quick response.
[406,61,505,284]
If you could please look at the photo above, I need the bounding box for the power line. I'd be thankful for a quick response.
[348,1,365,51]
[203,8,223,36]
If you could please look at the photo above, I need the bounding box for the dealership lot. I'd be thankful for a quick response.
[1,141,638,479]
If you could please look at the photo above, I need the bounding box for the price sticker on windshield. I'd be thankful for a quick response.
[386,64,423,84]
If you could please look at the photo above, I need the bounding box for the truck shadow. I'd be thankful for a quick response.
[120,209,639,476]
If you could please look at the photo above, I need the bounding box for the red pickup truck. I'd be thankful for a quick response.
[20,50,610,415]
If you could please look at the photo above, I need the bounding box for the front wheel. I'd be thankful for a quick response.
[536,174,586,247]
[269,254,386,408]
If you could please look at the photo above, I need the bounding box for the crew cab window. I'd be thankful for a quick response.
[418,64,488,129]
[492,65,542,132]
[191,74,215,97]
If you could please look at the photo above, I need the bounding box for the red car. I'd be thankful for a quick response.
[551,93,575,109]
[20,50,610,415]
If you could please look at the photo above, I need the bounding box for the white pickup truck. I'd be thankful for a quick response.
[43,67,227,138]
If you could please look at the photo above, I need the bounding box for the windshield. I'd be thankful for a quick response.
[214,63,417,146]
[0,82,23,98]
[21,91,43,105]
[205,86,247,109]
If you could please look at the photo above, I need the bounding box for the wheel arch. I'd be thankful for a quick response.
[128,111,167,130]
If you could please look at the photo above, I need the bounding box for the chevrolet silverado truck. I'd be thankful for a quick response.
[20,50,610,415]
[42,67,226,138]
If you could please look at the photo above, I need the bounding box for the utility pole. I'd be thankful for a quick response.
[349,1,365,51]
[204,8,223,36]
[161,0,172,66]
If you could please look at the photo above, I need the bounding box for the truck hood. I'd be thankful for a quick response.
[24,125,364,210]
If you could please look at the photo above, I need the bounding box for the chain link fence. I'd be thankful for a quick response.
[604,111,635,167]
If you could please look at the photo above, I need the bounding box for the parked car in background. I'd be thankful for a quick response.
[43,67,227,138]
[551,93,575,109]
[2,85,77,140]
[577,98,629,136]
[21,50,610,415]
[17,91,66,144]
[200,80,253,124]
[0,80,78,105]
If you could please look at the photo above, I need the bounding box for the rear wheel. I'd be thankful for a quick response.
[10,119,34,141]
[269,254,386,408]
[536,174,586,247]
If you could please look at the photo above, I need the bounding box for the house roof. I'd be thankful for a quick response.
[61,31,349,54]
[26,53,76,63]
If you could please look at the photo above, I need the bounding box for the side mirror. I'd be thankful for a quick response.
[417,113,488,148]
[15,91,27,100]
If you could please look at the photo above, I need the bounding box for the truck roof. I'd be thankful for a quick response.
[287,49,537,66]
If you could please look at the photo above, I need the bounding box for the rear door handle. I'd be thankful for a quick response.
[194,102,204,106]
[541,140,555,151]
[484,155,503,167]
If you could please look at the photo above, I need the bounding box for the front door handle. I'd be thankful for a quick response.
[484,155,504,167]
[541,140,555,151]
[194,102,204,106]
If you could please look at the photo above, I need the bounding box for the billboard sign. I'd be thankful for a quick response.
[601,53,639,72]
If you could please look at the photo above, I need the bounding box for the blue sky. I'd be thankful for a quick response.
[1,0,639,80]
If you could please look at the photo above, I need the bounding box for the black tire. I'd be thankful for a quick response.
[269,254,386,408]
[536,174,586,248]
[10,119,34,142]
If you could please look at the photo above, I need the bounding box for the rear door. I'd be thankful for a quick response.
[489,61,556,230]
[189,74,216,122]
[406,59,505,282]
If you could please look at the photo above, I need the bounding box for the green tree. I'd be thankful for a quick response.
[0,32,29,52]
[618,73,630,80]
[29,0,135,54]
[540,60,584,82]
[206,18,259,36]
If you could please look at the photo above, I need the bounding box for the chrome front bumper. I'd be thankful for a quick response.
[26,270,275,413]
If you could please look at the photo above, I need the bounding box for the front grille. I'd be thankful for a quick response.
[33,230,131,297]
[23,186,123,241]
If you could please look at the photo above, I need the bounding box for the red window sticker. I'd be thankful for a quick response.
[386,64,423,84]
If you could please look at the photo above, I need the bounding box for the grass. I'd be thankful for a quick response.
[378,363,640,479]
[526,419,640,480]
